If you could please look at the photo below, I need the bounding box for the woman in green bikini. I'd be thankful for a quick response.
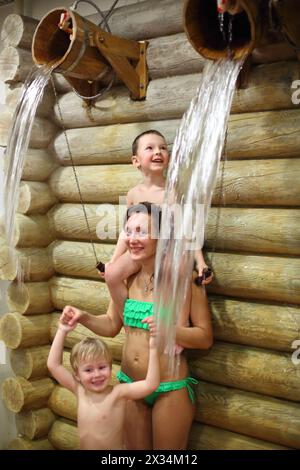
[61,202,213,450]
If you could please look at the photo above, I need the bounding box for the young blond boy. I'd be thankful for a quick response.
[47,315,159,450]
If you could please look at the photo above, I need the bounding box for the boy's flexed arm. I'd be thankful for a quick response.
[116,317,160,400]
[47,319,77,393]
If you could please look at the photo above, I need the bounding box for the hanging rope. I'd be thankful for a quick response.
[51,76,99,266]
[207,126,228,269]
[50,1,121,266]
[68,0,120,100]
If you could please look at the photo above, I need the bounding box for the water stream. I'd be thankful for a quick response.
[154,58,243,369]
[4,65,53,264]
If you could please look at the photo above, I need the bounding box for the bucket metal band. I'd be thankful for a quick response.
[58,16,89,75]
[94,64,112,81]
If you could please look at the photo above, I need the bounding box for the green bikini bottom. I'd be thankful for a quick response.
[117,370,198,406]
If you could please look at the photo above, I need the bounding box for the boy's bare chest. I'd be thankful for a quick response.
[77,396,126,426]
[134,186,164,205]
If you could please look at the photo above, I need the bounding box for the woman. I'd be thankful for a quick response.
[61,202,213,449]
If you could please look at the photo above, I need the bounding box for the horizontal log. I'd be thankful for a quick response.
[49,159,300,206]
[48,386,77,422]
[206,207,300,255]
[48,203,121,242]
[189,423,289,450]
[210,295,300,352]
[13,214,55,247]
[0,245,54,281]
[49,240,300,304]
[53,109,300,167]
[49,165,139,203]
[207,252,300,304]
[50,241,114,280]
[0,46,33,83]
[7,437,54,450]
[213,158,300,206]
[53,119,178,165]
[1,376,54,412]
[189,342,300,402]
[1,14,38,49]
[49,277,109,315]
[18,181,58,215]
[10,345,71,380]
[252,41,296,64]
[48,364,121,422]
[54,62,300,129]
[16,407,55,440]
[7,281,53,314]
[195,381,300,449]
[48,419,79,450]
[0,105,57,148]
[49,275,299,351]
[101,0,182,41]
[53,75,197,129]
[0,312,51,349]
[50,313,124,362]
[147,33,205,79]
[22,149,58,182]
[52,73,72,94]
[10,345,51,379]
[227,109,300,159]
[48,204,300,256]
[6,82,54,119]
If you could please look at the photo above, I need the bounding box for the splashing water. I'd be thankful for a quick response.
[154,59,243,371]
[4,65,53,257]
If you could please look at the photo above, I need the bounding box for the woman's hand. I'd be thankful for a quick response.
[58,318,77,333]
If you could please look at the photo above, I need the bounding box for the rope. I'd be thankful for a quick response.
[49,0,121,266]
[207,127,228,268]
[51,76,99,266]
[68,0,120,101]
[70,0,112,32]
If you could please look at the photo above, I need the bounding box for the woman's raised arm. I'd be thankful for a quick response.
[61,300,123,338]
[175,283,213,350]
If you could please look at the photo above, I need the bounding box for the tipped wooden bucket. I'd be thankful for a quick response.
[183,0,263,60]
[32,8,110,80]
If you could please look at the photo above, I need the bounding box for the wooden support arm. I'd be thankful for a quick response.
[95,33,148,100]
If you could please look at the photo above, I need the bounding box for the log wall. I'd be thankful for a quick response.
[0,0,299,450]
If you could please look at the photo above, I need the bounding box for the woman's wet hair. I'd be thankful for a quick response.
[125,202,161,238]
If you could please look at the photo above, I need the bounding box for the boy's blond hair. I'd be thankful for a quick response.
[70,337,112,372]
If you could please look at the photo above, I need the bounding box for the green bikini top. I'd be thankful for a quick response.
[123,298,153,330]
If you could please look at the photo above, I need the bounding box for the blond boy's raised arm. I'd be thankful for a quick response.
[47,326,77,393]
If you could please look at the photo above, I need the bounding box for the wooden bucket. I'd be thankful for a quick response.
[32,8,110,80]
[183,0,263,60]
